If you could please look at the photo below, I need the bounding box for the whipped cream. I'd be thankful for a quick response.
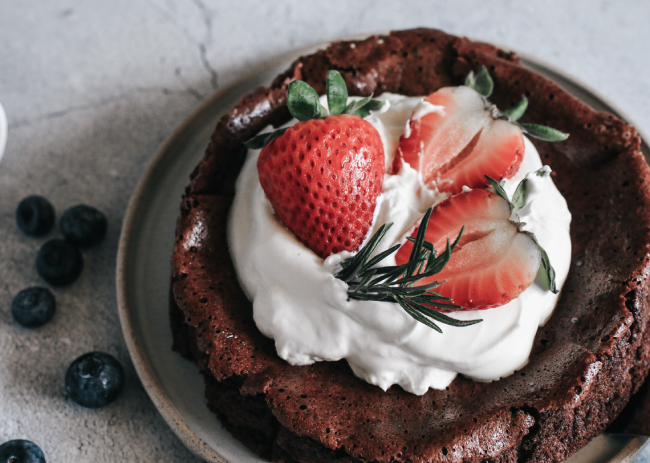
[228,93,572,395]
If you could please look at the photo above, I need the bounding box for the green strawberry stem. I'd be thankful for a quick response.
[485,174,559,294]
[465,66,494,98]
[335,207,482,333]
[502,96,528,121]
[465,66,569,142]
[244,70,385,149]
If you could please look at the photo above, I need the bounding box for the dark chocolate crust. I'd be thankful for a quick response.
[170,29,650,463]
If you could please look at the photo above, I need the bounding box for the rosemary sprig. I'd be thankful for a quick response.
[334,208,482,333]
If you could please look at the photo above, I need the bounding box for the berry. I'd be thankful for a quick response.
[36,239,83,286]
[11,287,56,328]
[65,352,124,408]
[60,205,107,247]
[395,85,524,195]
[395,188,541,310]
[15,196,55,237]
[0,440,46,463]
[257,114,384,258]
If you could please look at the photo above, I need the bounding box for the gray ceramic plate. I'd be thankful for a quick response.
[116,41,650,463]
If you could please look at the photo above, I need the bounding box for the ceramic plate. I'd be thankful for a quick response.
[0,102,7,163]
[116,41,650,463]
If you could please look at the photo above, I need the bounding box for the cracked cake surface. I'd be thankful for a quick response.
[170,28,650,462]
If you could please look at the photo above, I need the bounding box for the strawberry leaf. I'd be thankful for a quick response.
[465,67,569,142]
[524,231,558,294]
[485,175,512,207]
[342,95,385,118]
[344,96,372,114]
[318,104,329,118]
[326,70,348,116]
[519,123,569,142]
[464,70,477,89]
[352,99,385,118]
[511,181,527,211]
[488,173,558,292]
[487,172,559,293]
[288,80,326,121]
[502,95,528,121]
[467,66,494,98]
[511,166,551,211]
[244,127,289,149]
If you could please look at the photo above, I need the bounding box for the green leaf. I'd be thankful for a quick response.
[415,304,482,327]
[335,223,392,282]
[474,66,494,98]
[357,244,401,277]
[318,105,329,118]
[243,132,272,149]
[326,70,348,116]
[287,80,325,121]
[519,123,569,142]
[511,179,527,211]
[344,96,372,114]
[351,99,385,118]
[407,208,433,275]
[511,166,550,211]
[524,231,558,294]
[502,95,528,121]
[398,300,442,333]
[450,225,464,251]
[485,175,511,205]
[336,206,483,333]
[243,127,289,149]
[464,70,476,89]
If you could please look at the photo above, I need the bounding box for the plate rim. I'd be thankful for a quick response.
[116,39,649,463]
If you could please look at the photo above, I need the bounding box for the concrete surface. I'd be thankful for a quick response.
[1,0,649,461]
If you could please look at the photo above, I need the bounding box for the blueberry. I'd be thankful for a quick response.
[11,287,56,328]
[60,205,107,247]
[16,196,55,237]
[0,440,46,463]
[65,352,124,408]
[36,239,83,286]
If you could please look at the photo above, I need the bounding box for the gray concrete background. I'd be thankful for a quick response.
[1,1,649,461]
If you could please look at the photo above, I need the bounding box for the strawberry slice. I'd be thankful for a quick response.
[394,188,541,310]
[396,86,524,195]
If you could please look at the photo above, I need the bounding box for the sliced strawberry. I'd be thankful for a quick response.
[396,86,524,195]
[394,188,541,310]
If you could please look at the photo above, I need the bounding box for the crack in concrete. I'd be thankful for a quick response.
[145,0,208,100]
[175,68,205,102]
[9,87,182,129]
[11,0,222,130]
[191,0,219,91]
[198,43,219,91]
[148,0,219,94]
[191,0,211,42]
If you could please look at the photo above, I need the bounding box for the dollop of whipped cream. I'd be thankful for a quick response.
[228,93,572,395]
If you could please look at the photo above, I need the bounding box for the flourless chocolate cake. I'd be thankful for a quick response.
[170,29,650,462]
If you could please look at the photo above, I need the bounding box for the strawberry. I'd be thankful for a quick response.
[396,85,524,195]
[395,67,568,195]
[247,71,386,258]
[394,186,543,310]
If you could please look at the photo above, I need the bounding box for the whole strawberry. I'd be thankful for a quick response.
[247,71,385,258]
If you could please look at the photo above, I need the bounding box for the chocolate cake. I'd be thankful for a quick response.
[170,29,650,462]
